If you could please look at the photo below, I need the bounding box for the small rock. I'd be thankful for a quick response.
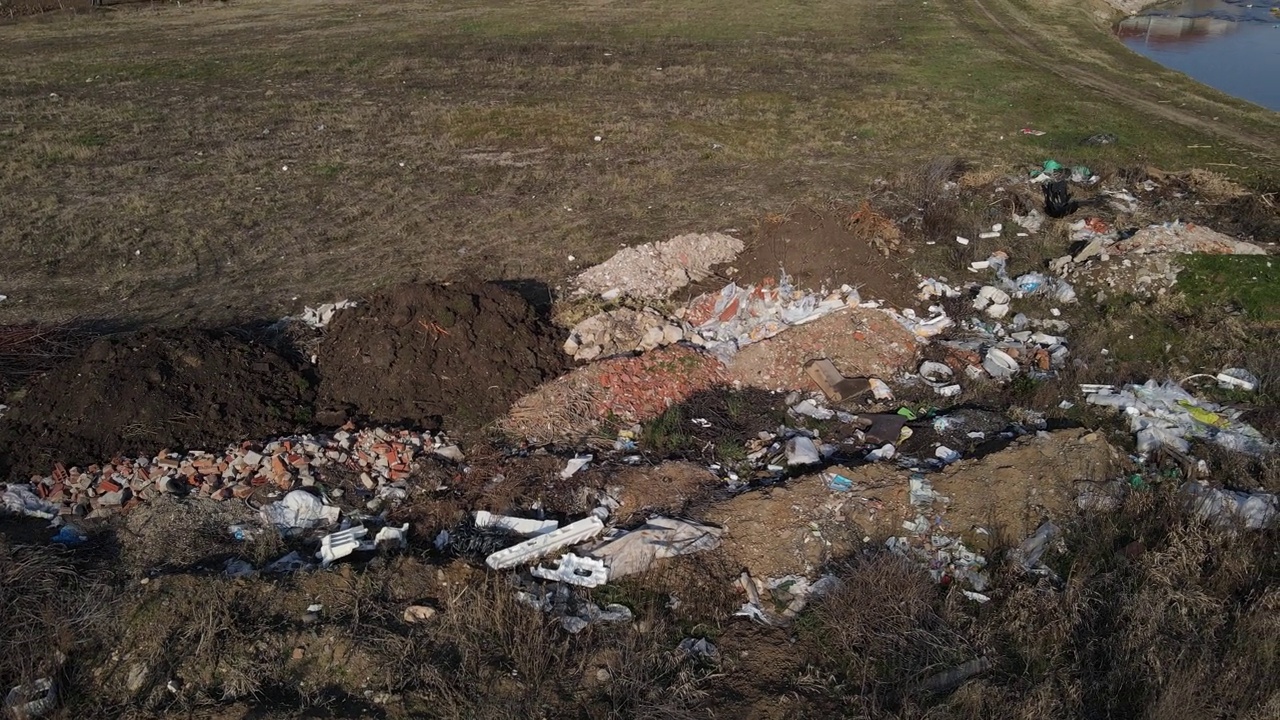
[403,605,437,624]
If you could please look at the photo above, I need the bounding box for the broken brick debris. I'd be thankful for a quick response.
[18,425,456,518]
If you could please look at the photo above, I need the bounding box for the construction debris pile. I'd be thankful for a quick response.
[573,232,744,300]
[4,426,461,520]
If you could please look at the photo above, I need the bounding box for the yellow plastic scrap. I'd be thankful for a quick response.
[1177,400,1230,429]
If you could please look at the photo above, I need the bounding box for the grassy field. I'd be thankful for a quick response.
[0,0,1275,326]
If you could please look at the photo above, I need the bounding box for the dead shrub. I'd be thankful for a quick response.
[0,538,116,713]
[798,553,976,712]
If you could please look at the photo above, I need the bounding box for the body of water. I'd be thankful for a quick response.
[1117,0,1280,111]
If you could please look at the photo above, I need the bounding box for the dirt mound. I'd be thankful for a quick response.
[316,283,567,431]
[719,206,919,310]
[724,306,920,391]
[0,329,313,480]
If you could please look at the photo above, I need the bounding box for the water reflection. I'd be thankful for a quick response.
[1116,0,1280,110]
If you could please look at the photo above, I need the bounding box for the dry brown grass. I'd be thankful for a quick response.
[0,0,1270,328]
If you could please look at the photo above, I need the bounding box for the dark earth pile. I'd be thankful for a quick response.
[315,283,567,431]
[0,329,313,480]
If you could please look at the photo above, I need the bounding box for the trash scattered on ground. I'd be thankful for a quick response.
[4,676,57,718]
[261,490,341,535]
[586,517,723,578]
[1215,368,1260,392]
[1182,482,1277,531]
[485,516,606,570]
[1086,380,1273,456]
[681,273,864,359]
[1012,521,1059,575]
[518,582,633,633]
[573,232,744,300]
[803,359,874,402]
[676,637,720,662]
[296,300,357,329]
[318,526,371,566]
[531,553,610,587]
[473,510,557,536]
[735,572,840,625]
[18,425,455,519]
[560,455,593,479]
[2,482,58,519]
[785,436,822,466]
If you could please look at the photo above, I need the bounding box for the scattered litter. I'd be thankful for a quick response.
[261,490,341,535]
[1182,482,1277,530]
[962,590,991,603]
[1013,521,1059,574]
[790,398,835,420]
[676,638,720,662]
[1,484,59,520]
[531,553,609,587]
[823,470,854,492]
[225,558,256,578]
[50,525,86,545]
[935,446,961,464]
[785,436,821,466]
[474,511,558,536]
[685,274,862,358]
[982,348,1019,378]
[914,657,993,693]
[317,526,371,566]
[374,523,410,548]
[265,551,312,574]
[1086,380,1272,456]
[297,300,356,329]
[560,455,593,479]
[1216,368,1259,392]
[4,676,57,718]
[486,516,605,570]
[803,359,874,402]
[866,443,896,462]
[587,517,723,577]
[573,232,744,300]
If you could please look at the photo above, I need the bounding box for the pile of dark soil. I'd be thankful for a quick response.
[0,329,313,480]
[315,283,568,430]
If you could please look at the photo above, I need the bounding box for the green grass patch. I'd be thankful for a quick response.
[1178,255,1280,322]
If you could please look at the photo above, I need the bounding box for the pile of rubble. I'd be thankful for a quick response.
[6,426,461,519]
[572,232,744,300]
[1049,220,1268,298]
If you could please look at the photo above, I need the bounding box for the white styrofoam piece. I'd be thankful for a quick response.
[317,526,370,566]
[530,553,609,587]
[474,510,558,537]
[485,516,605,570]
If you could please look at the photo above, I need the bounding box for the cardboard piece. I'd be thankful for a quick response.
[804,359,872,402]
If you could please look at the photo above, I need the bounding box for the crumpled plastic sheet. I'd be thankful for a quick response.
[586,517,723,577]
[1,484,59,520]
[1182,482,1277,530]
[1086,380,1273,456]
[691,273,861,359]
[260,489,341,534]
